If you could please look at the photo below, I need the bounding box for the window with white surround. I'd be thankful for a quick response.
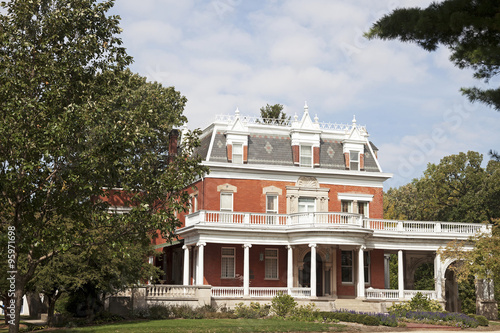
[341,250,353,283]
[364,251,370,284]
[300,145,312,167]
[341,200,352,213]
[265,248,278,279]
[221,247,235,278]
[350,150,359,171]
[358,201,369,217]
[266,194,278,224]
[298,197,315,212]
[232,143,243,164]
[220,192,233,211]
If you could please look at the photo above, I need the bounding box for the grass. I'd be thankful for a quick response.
[53,318,346,333]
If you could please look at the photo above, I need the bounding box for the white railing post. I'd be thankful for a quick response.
[434,222,441,233]
[244,213,250,224]
[199,211,205,223]
[397,221,404,232]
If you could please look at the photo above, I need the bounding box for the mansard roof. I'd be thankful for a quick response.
[191,104,383,173]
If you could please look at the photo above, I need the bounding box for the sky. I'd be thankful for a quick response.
[109,0,500,190]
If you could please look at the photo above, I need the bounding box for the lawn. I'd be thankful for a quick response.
[49,318,347,333]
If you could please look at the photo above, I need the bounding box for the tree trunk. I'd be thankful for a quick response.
[46,291,60,327]
[26,292,47,319]
[8,286,24,333]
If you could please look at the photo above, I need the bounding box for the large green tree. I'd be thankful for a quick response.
[366,0,500,111]
[0,1,207,332]
[385,151,500,224]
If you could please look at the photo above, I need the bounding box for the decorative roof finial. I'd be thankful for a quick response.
[314,114,319,123]
[235,107,240,119]
[294,112,298,122]
[304,101,309,114]
[352,115,357,124]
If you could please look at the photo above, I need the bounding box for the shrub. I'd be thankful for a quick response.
[319,310,387,326]
[360,314,380,326]
[470,314,489,326]
[271,292,297,318]
[388,292,442,316]
[148,304,172,320]
[289,303,321,322]
[234,302,269,319]
[171,305,203,319]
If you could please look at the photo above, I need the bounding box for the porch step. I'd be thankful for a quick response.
[333,299,382,313]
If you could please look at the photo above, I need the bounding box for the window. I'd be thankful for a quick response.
[233,143,243,164]
[193,194,198,212]
[350,151,359,171]
[298,197,315,212]
[220,192,233,223]
[358,201,369,217]
[341,200,352,213]
[300,145,312,167]
[221,247,235,278]
[265,249,278,279]
[341,251,353,283]
[220,192,233,211]
[266,194,278,224]
[364,251,370,284]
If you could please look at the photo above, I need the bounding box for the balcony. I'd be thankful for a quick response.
[184,210,490,237]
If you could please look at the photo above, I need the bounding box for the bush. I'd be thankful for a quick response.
[271,292,297,318]
[234,302,270,319]
[388,292,442,316]
[470,314,489,326]
[319,310,387,326]
[148,304,172,320]
[360,314,380,326]
[289,303,321,322]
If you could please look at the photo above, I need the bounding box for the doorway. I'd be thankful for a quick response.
[300,251,323,296]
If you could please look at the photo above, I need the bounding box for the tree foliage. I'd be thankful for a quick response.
[366,0,500,111]
[0,1,207,331]
[384,151,500,224]
[259,103,290,124]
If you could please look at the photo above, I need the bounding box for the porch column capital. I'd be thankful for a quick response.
[243,243,252,249]
[182,245,191,250]
[286,245,294,250]
[196,242,206,248]
[308,243,317,249]
[359,245,366,251]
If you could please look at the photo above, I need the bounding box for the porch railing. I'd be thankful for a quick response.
[365,288,437,300]
[146,285,197,298]
[211,287,311,298]
[185,211,489,236]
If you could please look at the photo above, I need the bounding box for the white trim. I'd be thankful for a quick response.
[366,138,383,172]
[205,128,218,162]
[337,193,374,202]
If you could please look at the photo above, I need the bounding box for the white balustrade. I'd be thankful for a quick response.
[211,287,244,298]
[365,289,399,300]
[290,288,311,298]
[184,211,490,237]
[404,290,436,300]
[146,285,197,298]
[249,287,288,298]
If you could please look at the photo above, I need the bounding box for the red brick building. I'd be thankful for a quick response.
[152,105,490,311]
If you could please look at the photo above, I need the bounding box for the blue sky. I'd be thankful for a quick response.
[110,0,500,189]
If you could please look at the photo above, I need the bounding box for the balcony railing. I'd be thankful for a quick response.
[184,211,490,236]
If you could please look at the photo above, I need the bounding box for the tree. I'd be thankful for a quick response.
[0,1,207,332]
[366,0,500,111]
[259,103,290,124]
[385,151,499,224]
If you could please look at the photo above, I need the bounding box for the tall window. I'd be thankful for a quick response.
[265,249,278,279]
[350,151,359,171]
[298,197,315,212]
[220,192,233,223]
[220,192,233,211]
[233,143,243,164]
[193,194,198,212]
[364,251,370,284]
[266,194,278,224]
[358,202,369,217]
[300,145,312,167]
[221,247,235,278]
[341,200,352,213]
[341,251,353,283]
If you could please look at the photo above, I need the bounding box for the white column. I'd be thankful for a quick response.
[384,254,391,289]
[287,245,293,294]
[309,244,317,297]
[182,245,190,285]
[243,243,252,296]
[197,242,206,285]
[434,253,442,300]
[398,250,404,299]
[357,246,365,298]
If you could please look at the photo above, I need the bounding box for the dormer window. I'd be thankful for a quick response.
[233,143,243,164]
[300,145,312,167]
[350,151,359,171]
